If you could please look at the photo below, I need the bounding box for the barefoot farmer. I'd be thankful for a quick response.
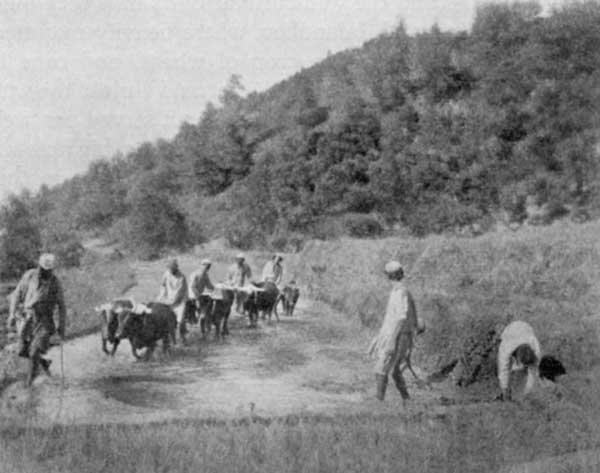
[261,254,284,286]
[226,253,252,314]
[157,259,188,343]
[368,261,420,402]
[7,253,66,386]
[497,320,541,401]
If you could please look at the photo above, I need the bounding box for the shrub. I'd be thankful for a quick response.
[0,196,42,279]
[125,176,189,259]
[342,214,384,238]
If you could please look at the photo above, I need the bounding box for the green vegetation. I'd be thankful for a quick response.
[285,219,600,382]
[2,1,600,257]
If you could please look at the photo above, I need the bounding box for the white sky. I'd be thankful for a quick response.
[0,0,567,196]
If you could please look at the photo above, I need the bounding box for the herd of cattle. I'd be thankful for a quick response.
[96,282,301,361]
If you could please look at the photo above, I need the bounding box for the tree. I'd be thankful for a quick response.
[0,195,42,279]
[125,173,189,259]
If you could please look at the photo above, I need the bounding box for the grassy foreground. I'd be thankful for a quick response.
[1,373,599,473]
[3,221,600,472]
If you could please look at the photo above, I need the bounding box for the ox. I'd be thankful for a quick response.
[96,298,135,356]
[115,302,176,361]
[242,281,279,327]
[277,284,300,317]
[199,286,234,341]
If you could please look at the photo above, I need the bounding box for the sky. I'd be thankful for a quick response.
[0,0,567,196]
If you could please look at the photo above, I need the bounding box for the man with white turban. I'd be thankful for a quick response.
[368,261,423,402]
[226,253,253,314]
[157,259,188,343]
[7,253,66,386]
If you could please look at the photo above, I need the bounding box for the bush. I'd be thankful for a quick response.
[499,183,528,223]
[342,214,384,238]
[125,176,189,259]
[402,197,484,237]
[0,196,42,279]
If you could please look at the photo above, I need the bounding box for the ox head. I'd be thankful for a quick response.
[115,303,152,340]
[96,299,135,340]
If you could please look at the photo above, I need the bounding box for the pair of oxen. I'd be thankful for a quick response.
[96,282,299,361]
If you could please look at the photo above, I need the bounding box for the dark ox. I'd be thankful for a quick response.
[115,302,177,361]
[96,299,134,356]
[198,288,234,341]
[277,285,300,317]
[243,282,279,327]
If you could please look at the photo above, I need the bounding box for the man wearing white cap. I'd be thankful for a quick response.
[368,261,421,402]
[226,253,252,314]
[261,254,284,286]
[157,259,188,343]
[7,253,66,386]
[189,259,215,300]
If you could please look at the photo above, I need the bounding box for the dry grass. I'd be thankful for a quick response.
[59,259,136,339]
[2,374,600,473]
[3,221,600,472]
[286,220,600,380]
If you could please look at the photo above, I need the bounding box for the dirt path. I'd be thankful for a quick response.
[0,258,448,427]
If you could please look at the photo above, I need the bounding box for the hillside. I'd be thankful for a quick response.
[1,1,600,270]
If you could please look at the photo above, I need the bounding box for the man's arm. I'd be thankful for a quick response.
[8,272,28,322]
[261,263,270,282]
[174,276,188,305]
[205,274,215,291]
[157,273,167,300]
[387,290,409,351]
[190,273,199,299]
[55,279,67,338]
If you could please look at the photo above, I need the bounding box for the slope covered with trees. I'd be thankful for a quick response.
[2,1,600,270]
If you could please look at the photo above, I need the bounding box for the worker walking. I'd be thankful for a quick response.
[368,261,421,403]
[189,259,214,300]
[497,320,541,401]
[7,253,67,387]
[226,253,252,314]
[157,259,188,343]
[261,254,283,286]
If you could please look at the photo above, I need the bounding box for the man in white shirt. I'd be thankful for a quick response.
[497,320,541,401]
[157,259,188,343]
[368,261,420,402]
[261,254,283,286]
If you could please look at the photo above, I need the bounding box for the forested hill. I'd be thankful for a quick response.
[2,1,600,272]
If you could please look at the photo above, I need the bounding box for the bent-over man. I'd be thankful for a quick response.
[8,253,66,386]
[157,259,188,343]
[497,320,541,401]
[368,261,421,403]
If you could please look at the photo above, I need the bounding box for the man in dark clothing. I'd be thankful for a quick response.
[7,253,67,386]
